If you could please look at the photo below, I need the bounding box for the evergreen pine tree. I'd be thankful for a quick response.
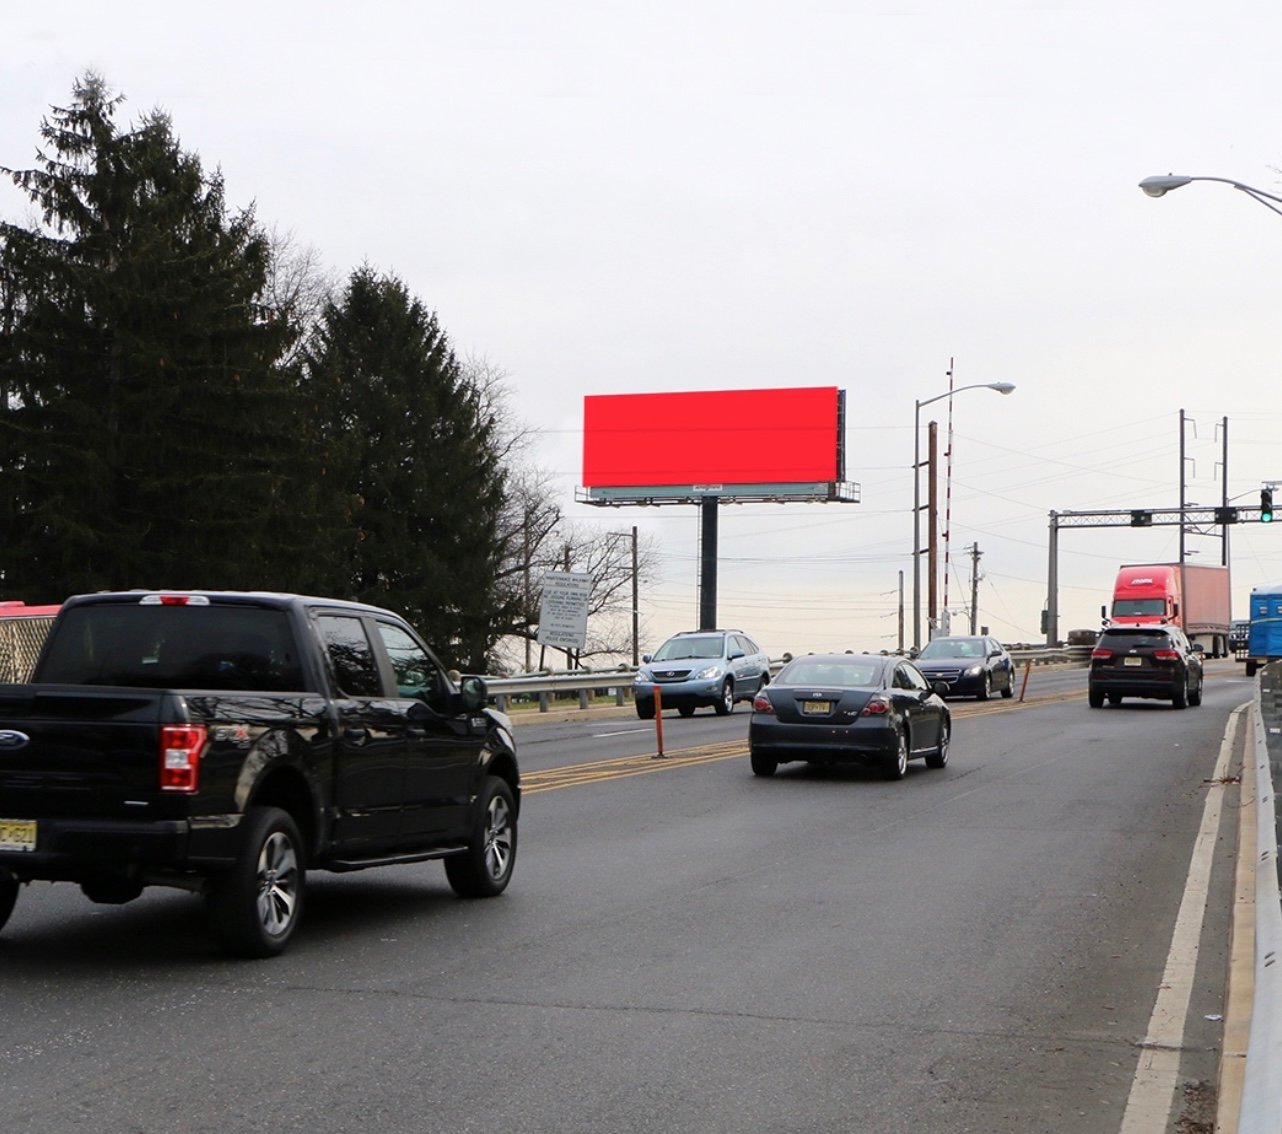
[0,74,321,599]
[304,268,512,670]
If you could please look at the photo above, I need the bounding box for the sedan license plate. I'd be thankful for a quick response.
[1123,657,1143,667]
[0,818,36,852]
[802,700,832,715]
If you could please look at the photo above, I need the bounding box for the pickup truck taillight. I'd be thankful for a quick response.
[159,724,208,793]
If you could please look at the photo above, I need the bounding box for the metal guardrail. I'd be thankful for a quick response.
[486,668,639,712]
[483,646,1092,713]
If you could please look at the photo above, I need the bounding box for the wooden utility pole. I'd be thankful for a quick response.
[968,543,982,634]
[898,570,905,653]
[927,422,938,637]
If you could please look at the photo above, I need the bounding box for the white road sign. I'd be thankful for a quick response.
[536,571,592,650]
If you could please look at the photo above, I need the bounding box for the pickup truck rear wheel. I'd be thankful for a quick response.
[445,775,517,898]
[0,871,18,933]
[208,806,305,958]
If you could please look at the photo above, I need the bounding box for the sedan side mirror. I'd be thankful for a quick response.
[931,681,950,697]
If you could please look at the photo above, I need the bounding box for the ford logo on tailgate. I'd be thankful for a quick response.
[0,731,30,751]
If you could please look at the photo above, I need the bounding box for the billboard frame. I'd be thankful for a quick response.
[576,480,860,507]
[575,386,860,629]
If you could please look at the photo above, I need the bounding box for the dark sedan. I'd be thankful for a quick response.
[913,635,1015,700]
[748,653,950,780]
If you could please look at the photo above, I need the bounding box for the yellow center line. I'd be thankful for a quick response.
[522,740,746,794]
[520,691,1085,794]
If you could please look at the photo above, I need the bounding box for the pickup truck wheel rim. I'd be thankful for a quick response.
[484,796,514,881]
[256,831,300,936]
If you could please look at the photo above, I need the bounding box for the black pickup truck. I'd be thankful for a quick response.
[0,590,520,957]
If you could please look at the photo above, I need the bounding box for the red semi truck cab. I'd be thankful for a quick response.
[1109,565,1181,623]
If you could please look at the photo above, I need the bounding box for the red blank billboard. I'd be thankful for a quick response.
[582,387,843,488]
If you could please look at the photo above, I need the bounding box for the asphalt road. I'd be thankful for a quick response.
[0,661,1254,1133]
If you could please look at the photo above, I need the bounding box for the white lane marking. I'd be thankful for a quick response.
[592,728,651,737]
[1118,703,1247,1133]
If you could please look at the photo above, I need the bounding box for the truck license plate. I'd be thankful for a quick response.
[0,818,36,852]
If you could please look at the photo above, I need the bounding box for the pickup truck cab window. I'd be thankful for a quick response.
[375,621,446,704]
[37,603,303,691]
[317,615,382,697]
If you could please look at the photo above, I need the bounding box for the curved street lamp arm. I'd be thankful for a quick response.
[1234,184,1282,219]
[916,382,1016,411]
[1140,174,1282,219]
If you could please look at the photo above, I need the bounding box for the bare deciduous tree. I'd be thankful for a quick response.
[264,226,338,366]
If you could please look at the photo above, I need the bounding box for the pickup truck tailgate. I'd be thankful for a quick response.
[0,686,177,817]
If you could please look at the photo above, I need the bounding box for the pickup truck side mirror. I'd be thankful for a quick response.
[459,675,488,712]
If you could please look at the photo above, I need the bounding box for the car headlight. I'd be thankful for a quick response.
[635,668,654,683]
[691,664,722,681]
[965,664,984,676]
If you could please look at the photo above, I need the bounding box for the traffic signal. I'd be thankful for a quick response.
[1215,506,1240,524]
[1263,488,1275,524]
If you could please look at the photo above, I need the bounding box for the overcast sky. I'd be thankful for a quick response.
[5,1,1281,660]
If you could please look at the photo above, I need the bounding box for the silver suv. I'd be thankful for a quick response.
[633,629,770,719]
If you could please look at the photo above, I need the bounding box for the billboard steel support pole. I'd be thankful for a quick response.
[631,526,640,666]
[698,497,719,630]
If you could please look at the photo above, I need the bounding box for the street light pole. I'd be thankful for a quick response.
[912,380,1016,651]
[1139,174,1282,219]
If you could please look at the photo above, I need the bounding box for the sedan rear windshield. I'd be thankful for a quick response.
[36,604,307,691]
[780,661,880,687]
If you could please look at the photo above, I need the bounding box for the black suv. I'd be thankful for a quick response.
[1087,625,1204,709]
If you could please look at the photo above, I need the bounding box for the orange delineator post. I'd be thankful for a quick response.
[652,685,666,758]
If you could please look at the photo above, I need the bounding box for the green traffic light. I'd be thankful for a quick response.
[1263,487,1275,523]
